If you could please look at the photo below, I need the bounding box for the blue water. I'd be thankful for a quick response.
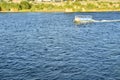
[0,12,120,80]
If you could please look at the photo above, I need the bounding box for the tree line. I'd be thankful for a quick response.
[0,0,120,12]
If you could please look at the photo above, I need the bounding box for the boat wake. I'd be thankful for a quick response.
[74,15,120,24]
[93,19,120,23]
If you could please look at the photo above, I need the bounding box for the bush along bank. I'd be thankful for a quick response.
[0,1,120,12]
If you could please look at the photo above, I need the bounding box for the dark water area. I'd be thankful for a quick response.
[0,12,120,80]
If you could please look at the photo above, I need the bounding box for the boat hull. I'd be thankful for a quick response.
[73,20,94,24]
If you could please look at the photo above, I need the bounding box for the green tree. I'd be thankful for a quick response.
[20,1,31,9]
[0,0,4,2]
[0,2,10,11]
[10,3,21,10]
[0,6,1,11]
[27,0,35,1]
[86,3,97,9]
[31,4,44,10]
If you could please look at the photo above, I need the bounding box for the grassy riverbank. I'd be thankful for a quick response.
[0,1,120,12]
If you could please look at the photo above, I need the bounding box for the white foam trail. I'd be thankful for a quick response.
[93,19,120,23]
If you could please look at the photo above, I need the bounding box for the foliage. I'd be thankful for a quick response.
[9,3,20,9]
[31,4,44,10]
[73,2,81,6]
[64,2,73,8]
[0,2,10,11]
[20,1,31,9]
[0,1,120,12]
[86,3,97,9]
[0,6,1,11]
[0,0,4,2]
[0,2,21,11]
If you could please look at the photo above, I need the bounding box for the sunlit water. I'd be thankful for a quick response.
[0,12,120,80]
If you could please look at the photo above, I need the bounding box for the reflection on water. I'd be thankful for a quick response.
[0,12,120,80]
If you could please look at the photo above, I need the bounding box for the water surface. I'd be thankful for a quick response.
[0,12,120,80]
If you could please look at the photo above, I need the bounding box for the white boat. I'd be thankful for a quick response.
[74,15,95,23]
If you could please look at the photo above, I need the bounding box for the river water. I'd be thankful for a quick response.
[0,12,120,80]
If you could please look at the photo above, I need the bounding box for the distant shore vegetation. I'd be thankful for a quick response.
[0,0,120,12]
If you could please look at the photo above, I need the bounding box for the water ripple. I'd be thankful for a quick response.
[0,12,120,80]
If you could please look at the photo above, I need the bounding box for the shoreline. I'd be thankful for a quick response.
[0,1,120,13]
[0,10,120,13]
